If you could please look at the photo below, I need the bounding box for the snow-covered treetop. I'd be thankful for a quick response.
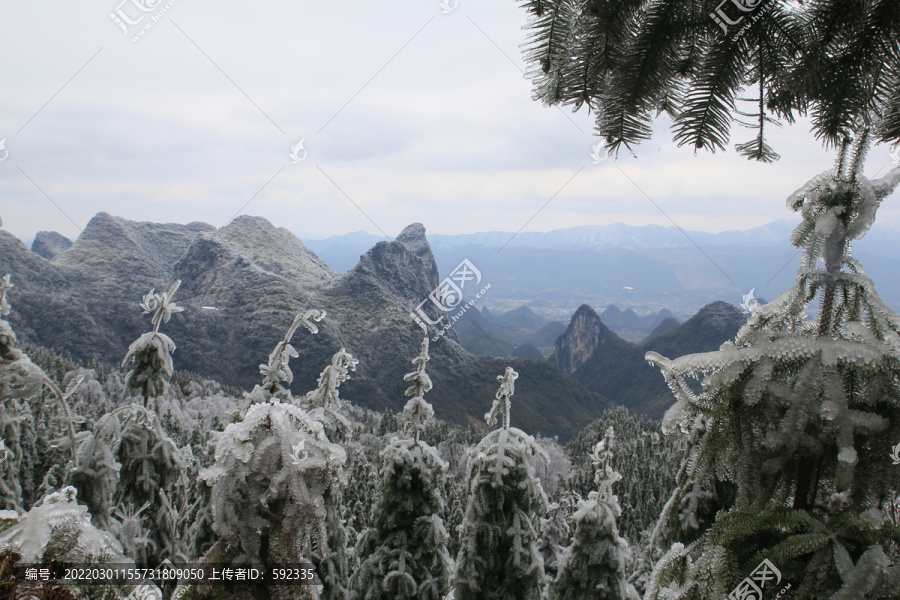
[0,274,12,318]
[140,280,184,334]
[589,426,623,502]
[485,366,518,430]
[254,309,326,403]
[645,162,900,517]
[303,346,357,442]
[122,281,187,399]
[203,400,342,474]
[787,164,900,271]
[199,398,347,565]
[402,337,434,442]
[0,486,128,564]
[304,346,357,410]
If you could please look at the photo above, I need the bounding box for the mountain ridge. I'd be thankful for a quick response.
[3,213,609,441]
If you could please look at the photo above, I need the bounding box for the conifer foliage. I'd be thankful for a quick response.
[197,310,345,599]
[122,280,184,403]
[553,427,638,600]
[519,0,900,161]
[645,146,900,598]
[0,275,83,512]
[454,367,550,600]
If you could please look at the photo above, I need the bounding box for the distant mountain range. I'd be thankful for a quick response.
[9,214,895,432]
[0,214,611,441]
[301,220,900,317]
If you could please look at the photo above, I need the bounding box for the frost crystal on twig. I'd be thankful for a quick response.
[485,366,517,430]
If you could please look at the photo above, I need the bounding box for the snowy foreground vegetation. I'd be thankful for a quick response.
[0,277,679,600]
[3,161,900,599]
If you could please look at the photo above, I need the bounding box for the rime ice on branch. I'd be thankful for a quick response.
[304,343,357,443]
[256,309,326,403]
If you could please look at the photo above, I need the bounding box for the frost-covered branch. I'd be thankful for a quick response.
[257,309,327,402]
[485,366,517,430]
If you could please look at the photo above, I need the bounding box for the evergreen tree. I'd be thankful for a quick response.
[644,151,900,598]
[0,275,34,512]
[122,280,184,404]
[305,347,358,600]
[195,310,340,600]
[353,337,453,600]
[0,275,85,512]
[518,2,900,596]
[62,283,191,565]
[553,427,638,600]
[454,367,549,600]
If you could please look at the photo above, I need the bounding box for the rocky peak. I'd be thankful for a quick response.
[56,213,192,294]
[31,231,73,261]
[342,223,441,307]
[395,222,440,289]
[58,213,215,284]
[555,304,616,375]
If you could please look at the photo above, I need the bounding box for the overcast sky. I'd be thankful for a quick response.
[2,0,899,244]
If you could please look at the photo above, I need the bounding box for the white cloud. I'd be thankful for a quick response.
[0,0,896,244]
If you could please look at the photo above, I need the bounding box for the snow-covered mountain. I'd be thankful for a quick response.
[2,213,609,440]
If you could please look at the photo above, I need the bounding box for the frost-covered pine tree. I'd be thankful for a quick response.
[63,283,191,565]
[122,280,184,405]
[353,337,453,600]
[68,401,188,565]
[0,275,85,512]
[454,367,549,600]
[645,138,900,599]
[552,427,638,600]
[0,274,37,512]
[304,346,358,600]
[196,310,342,600]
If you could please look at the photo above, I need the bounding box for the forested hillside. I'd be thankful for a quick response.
[0,287,680,599]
